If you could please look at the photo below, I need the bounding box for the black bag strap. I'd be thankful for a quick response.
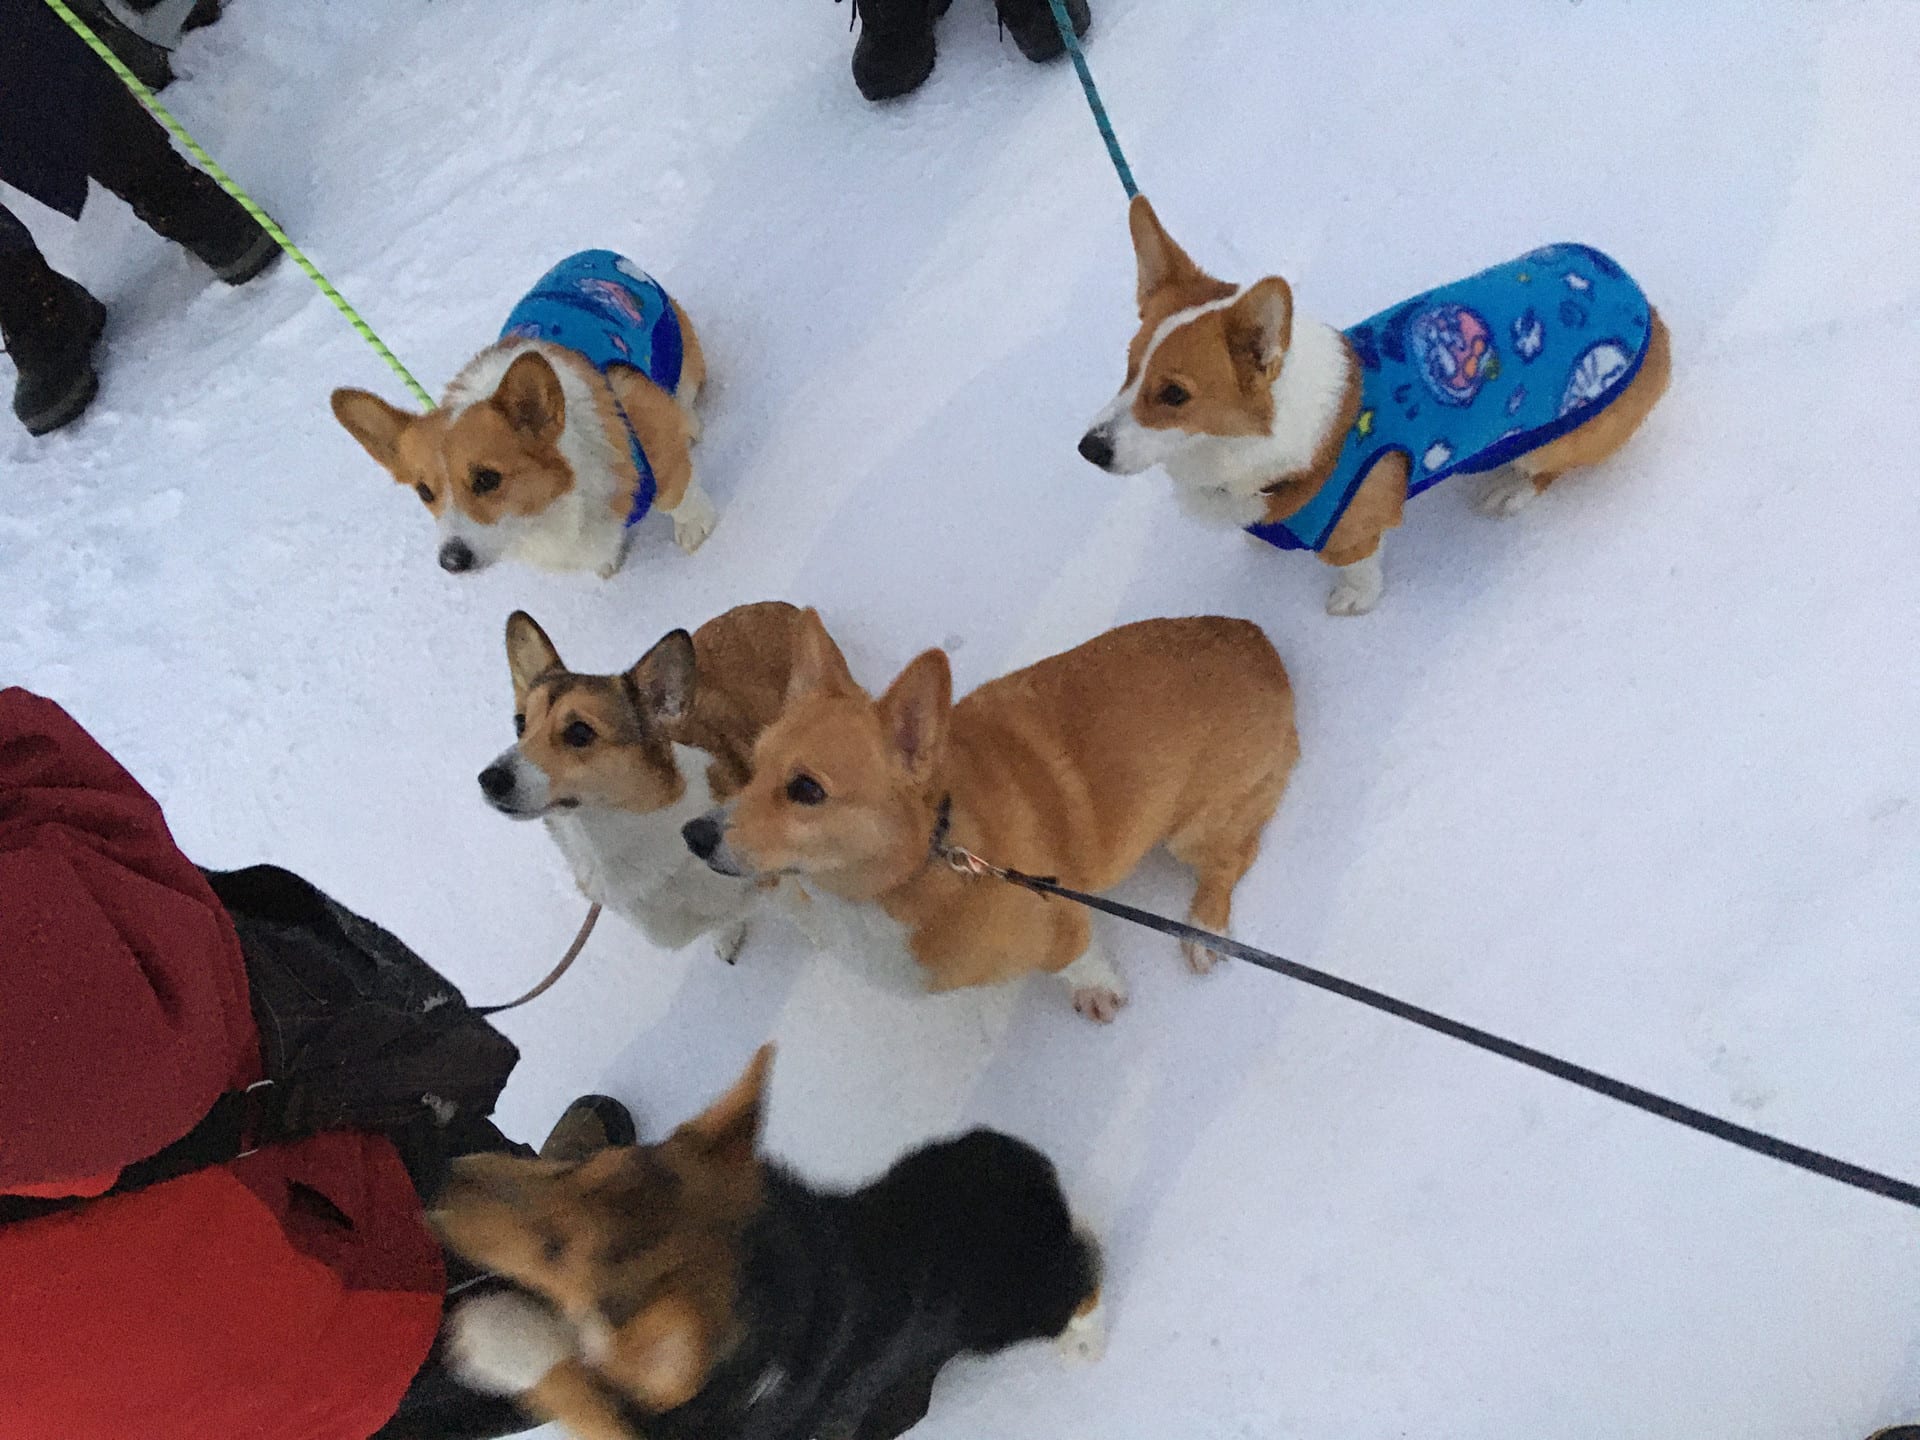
[0,1080,282,1226]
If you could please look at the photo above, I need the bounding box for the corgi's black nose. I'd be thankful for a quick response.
[1077,430,1114,469]
[682,816,721,860]
[439,539,475,573]
[478,765,515,801]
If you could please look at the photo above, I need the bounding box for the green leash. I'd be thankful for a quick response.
[42,0,435,407]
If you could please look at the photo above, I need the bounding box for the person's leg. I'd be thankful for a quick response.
[0,204,105,435]
[82,75,279,285]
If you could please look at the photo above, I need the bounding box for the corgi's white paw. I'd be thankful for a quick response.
[1326,579,1381,616]
[596,557,623,580]
[1475,470,1540,517]
[1072,986,1127,1024]
[1181,935,1223,975]
[713,919,749,965]
[670,487,718,554]
[1058,1302,1108,1363]
[680,402,704,443]
[448,1291,573,1396]
[1325,548,1384,616]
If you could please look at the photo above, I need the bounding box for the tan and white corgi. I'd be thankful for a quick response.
[683,611,1299,1021]
[332,251,715,579]
[1079,197,1671,615]
[480,602,805,963]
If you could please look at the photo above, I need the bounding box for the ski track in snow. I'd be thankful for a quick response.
[4,2,1920,1436]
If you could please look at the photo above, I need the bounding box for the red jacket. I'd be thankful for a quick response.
[0,690,443,1440]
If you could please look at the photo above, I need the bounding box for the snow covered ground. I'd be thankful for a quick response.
[6,1,1920,1435]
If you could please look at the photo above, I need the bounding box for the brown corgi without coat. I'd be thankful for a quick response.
[1079,197,1671,615]
[479,602,808,962]
[683,612,1299,1021]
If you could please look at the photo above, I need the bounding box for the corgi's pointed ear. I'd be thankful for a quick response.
[675,1045,772,1168]
[505,611,562,706]
[1129,194,1201,313]
[1227,276,1293,381]
[331,388,418,473]
[492,351,566,443]
[878,649,951,782]
[786,609,856,702]
[629,629,696,723]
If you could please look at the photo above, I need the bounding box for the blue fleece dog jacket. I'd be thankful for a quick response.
[1248,244,1653,552]
[500,250,685,528]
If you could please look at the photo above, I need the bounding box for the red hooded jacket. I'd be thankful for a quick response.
[0,690,443,1440]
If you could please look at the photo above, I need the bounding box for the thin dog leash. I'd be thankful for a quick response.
[475,904,601,1016]
[42,0,437,407]
[928,802,1920,1213]
[1042,0,1138,199]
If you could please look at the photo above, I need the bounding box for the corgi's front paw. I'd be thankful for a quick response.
[448,1291,574,1396]
[1474,470,1540,518]
[713,919,749,965]
[670,487,718,554]
[1058,1301,1108,1363]
[1326,578,1381,616]
[1072,985,1127,1024]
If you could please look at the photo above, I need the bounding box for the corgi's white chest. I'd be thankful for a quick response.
[544,746,751,948]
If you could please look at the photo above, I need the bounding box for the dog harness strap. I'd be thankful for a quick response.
[498,249,684,530]
[1247,244,1655,552]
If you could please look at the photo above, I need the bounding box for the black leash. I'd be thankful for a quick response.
[929,802,1920,1213]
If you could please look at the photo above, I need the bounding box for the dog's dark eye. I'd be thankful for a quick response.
[513,713,526,738]
[1156,383,1190,408]
[563,720,596,749]
[785,774,826,806]
[414,483,434,505]
[471,466,502,495]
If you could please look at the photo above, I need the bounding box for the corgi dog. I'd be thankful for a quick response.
[1079,197,1672,615]
[683,611,1298,1022]
[479,602,805,963]
[434,1048,1105,1440]
[331,250,715,578]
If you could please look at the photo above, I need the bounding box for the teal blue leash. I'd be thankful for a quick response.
[1043,0,1138,199]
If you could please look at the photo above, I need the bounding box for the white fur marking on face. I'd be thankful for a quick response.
[1161,317,1352,501]
[483,744,553,818]
[1085,288,1247,476]
[1326,545,1385,616]
[436,341,635,573]
[448,1291,575,1395]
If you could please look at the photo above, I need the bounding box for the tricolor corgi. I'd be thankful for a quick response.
[332,250,715,578]
[1079,197,1671,615]
[479,602,805,963]
[683,611,1298,1021]
[434,1048,1105,1440]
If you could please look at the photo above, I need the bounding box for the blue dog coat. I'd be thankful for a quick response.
[500,249,685,528]
[1248,244,1654,552]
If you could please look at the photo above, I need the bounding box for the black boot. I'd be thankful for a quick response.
[994,0,1090,63]
[0,252,106,436]
[844,0,953,102]
[87,100,281,285]
[1867,1429,1920,1439]
[62,0,175,91]
[538,1095,637,1163]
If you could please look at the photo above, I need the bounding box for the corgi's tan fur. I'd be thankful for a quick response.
[691,612,1298,1020]
[330,298,712,578]
[481,602,806,962]
[1082,196,1671,615]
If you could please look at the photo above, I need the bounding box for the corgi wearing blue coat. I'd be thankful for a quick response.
[332,251,714,579]
[1079,198,1671,615]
